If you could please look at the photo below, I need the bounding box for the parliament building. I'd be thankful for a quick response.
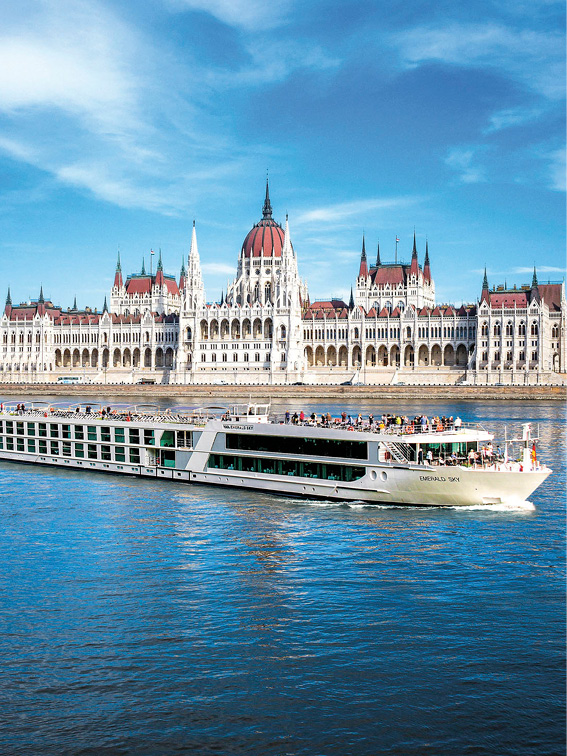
[1,182,565,386]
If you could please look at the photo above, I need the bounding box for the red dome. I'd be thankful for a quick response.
[242,219,284,258]
[241,179,285,258]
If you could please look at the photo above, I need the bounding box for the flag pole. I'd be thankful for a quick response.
[395,237,398,264]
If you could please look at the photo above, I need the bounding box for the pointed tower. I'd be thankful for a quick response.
[4,287,12,318]
[113,251,123,289]
[358,236,368,278]
[37,285,46,316]
[186,220,205,311]
[179,258,187,291]
[349,287,355,310]
[155,249,164,287]
[423,239,431,283]
[102,296,108,313]
[141,258,146,275]
[480,267,490,304]
[72,296,77,311]
[409,230,419,277]
[262,177,273,220]
[530,266,540,304]
[376,241,381,267]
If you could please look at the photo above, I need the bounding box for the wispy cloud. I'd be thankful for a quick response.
[167,0,293,31]
[391,23,565,100]
[483,107,545,134]
[546,147,566,192]
[295,196,420,225]
[445,146,487,184]
[201,262,236,276]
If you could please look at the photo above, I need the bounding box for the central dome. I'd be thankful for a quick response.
[241,181,285,258]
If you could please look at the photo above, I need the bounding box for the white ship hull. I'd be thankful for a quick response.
[0,404,551,508]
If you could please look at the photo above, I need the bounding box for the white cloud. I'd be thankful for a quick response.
[167,0,293,31]
[295,196,419,225]
[445,146,487,184]
[546,147,566,192]
[201,262,236,276]
[392,23,565,100]
[483,107,544,134]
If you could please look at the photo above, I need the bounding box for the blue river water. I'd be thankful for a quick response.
[0,396,564,756]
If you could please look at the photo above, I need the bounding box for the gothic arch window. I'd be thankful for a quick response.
[551,324,559,339]
[505,321,513,336]
[493,323,501,337]
[531,322,538,336]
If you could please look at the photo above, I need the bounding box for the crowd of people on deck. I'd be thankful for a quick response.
[283,410,463,434]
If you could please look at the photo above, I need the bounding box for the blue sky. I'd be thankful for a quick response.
[0,0,564,309]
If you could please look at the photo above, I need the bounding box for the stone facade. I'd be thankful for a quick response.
[0,183,564,385]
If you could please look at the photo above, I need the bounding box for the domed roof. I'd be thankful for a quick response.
[241,181,285,258]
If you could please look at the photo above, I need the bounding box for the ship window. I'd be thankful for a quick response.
[16,422,24,435]
[87,426,97,441]
[38,423,47,438]
[17,438,24,451]
[160,430,175,448]
[0,437,3,449]
[62,424,71,439]
[62,442,72,457]
[5,421,13,434]
[176,430,192,448]
[88,444,98,459]
[50,441,59,455]
[207,454,365,482]
[101,428,111,443]
[115,428,125,444]
[27,439,35,453]
[6,437,13,450]
[75,426,84,440]
[159,450,175,468]
[101,445,111,461]
[129,448,141,463]
[115,446,125,462]
[75,443,85,458]
[27,423,35,435]
[50,424,59,438]
[129,429,140,444]
[144,429,155,446]
[38,440,47,454]
[225,433,367,460]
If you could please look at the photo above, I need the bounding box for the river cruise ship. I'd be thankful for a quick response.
[0,402,551,507]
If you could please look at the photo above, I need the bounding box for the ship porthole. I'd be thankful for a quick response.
[370,470,377,480]
[380,471,387,482]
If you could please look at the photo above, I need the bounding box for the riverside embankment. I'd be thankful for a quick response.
[0,383,564,401]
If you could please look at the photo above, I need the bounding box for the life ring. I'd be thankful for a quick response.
[436,423,443,432]
[347,426,354,431]
[406,426,413,434]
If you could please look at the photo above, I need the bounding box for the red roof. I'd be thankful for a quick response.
[125,275,180,297]
[242,219,285,258]
[489,292,529,308]
[371,265,407,286]
[539,283,563,311]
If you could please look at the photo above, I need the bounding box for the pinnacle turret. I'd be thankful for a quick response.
[262,177,273,219]
[6,287,11,306]
[531,266,538,288]
[358,235,368,278]
[114,250,124,289]
[349,287,354,310]
[141,258,146,275]
[376,241,381,267]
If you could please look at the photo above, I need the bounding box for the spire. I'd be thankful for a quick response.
[141,257,146,275]
[103,296,108,313]
[155,248,164,287]
[423,239,431,283]
[72,296,77,310]
[220,290,224,306]
[186,220,204,310]
[38,285,44,304]
[480,267,490,304]
[282,213,293,259]
[358,235,368,277]
[530,266,540,304]
[4,287,11,317]
[179,257,187,290]
[114,250,123,289]
[262,177,273,219]
[410,229,419,276]
[189,220,200,264]
[349,286,355,310]
[376,240,381,267]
